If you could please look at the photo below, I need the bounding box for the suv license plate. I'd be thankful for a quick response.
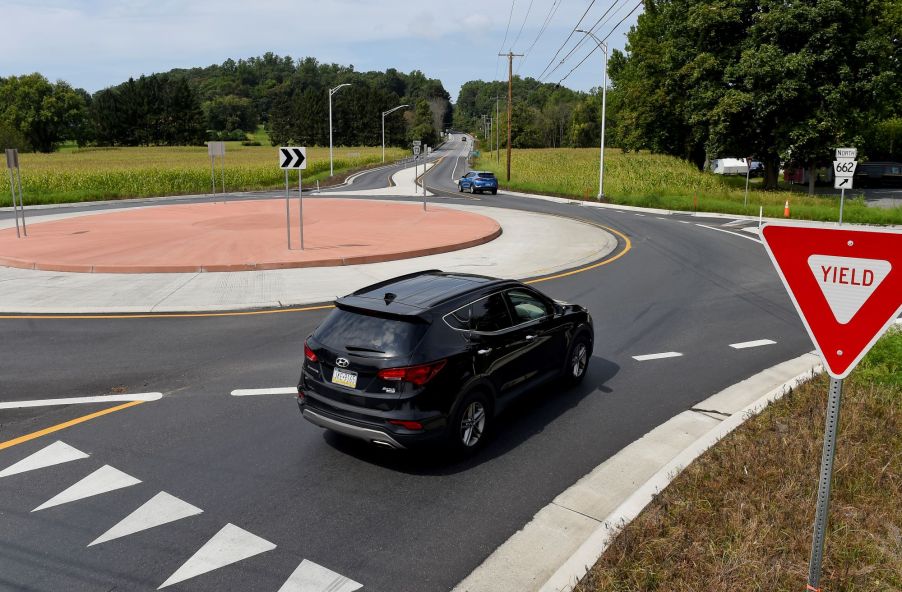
[331,368,358,389]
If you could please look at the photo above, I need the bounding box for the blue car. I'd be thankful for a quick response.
[458,171,498,195]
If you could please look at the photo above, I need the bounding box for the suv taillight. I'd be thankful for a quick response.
[304,341,318,362]
[378,360,446,386]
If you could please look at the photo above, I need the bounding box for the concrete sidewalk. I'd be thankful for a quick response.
[0,201,617,313]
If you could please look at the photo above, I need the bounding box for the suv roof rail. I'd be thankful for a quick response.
[350,269,444,296]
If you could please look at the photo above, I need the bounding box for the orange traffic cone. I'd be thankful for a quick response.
[783,200,790,218]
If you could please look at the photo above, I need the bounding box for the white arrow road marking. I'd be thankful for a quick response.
[277,559,363,592]
[230,387,297,397]
[0,441,89,478]
[729,339,777,350]
[0,393,162,409]
[89,491,203,546]
[158,523,276,589]
[33,465,141,512]
[632,352,684,361]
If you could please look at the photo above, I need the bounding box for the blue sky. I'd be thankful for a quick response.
[1,0,642,100]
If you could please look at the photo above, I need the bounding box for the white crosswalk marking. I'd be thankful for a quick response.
[89,491,203,546]
[0,441,88,478]
[33,465,141,512]
[158,523,276,589]
[277,559,362,592]
[729,339,777,349]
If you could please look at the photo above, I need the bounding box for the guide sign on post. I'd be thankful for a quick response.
[279,147,307,250]
[5,148,26,238]
[207,141,226,197]
[761,222,902,591]
[833,147,858,220]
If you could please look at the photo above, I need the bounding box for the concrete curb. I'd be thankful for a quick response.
[452,352,825,592]
[539,357,824,592]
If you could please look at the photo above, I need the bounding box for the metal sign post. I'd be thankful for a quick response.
[5,148,26,238]
[807,376,843,592]
[207,142,225,198]
[279,147,307,250]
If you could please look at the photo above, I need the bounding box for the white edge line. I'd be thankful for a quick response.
[538,358,825,592]
[230,387,298,397]
[695,223,763,244]
[729,339,777,350]
[632,352,683,361]
[0,393,163,410]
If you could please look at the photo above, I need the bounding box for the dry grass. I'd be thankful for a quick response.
[575,330,902,592]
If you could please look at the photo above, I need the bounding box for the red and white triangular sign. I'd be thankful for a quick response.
[761,222,902,379]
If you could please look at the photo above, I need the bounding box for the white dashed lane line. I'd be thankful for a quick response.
[694,223,763,244]
[0,393,163,409]
[230,387,297,396]
[730,339,777,350]
[632,352,684,361]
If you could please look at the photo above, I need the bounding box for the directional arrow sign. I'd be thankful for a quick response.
[280,147,307,170]
[761,223,902,378]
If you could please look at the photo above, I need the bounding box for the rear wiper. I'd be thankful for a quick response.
[345,345,386,353]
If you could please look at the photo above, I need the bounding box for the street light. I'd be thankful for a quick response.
[381,104,409,163]
[328,83,352,177]
[576,29,608,200]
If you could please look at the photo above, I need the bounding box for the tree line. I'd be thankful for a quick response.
[608,0,902,189]
[0,53,452,153]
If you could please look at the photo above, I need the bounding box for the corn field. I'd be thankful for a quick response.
[0,143,407,206]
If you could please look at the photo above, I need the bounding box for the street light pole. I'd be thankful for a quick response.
[328,83,351,177]
[382,104,409,163]
[576,29,608,200]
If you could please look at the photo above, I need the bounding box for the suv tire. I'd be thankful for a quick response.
[563,333,590,385]
[448,390,492,455]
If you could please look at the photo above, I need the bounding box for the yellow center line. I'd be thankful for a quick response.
[0,400,146,451]
[526,223,632,284]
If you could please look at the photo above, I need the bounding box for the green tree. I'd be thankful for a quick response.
[0,74,87,152]
[203,95,258,132]
[409,99,438,146]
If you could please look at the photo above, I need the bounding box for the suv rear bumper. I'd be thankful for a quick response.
[302,408,406,449]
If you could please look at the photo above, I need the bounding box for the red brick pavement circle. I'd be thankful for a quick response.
[0,199,502,273]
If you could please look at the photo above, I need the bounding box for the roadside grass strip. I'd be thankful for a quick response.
[730,339,777,349]
[632,352,683,361]
[0,392,162,409]
[574,329,902,592]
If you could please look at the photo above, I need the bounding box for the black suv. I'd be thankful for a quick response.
[297,271,593,454]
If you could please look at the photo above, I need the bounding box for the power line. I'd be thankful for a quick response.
[517,0,564,74]
[511,0,536,51]
[495,0,518,80]
[540,0,624,82]
[534,0,597,82]
[556,0,642,85]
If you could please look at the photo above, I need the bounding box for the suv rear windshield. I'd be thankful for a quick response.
[477,173,495,178]
[313,309,427,356]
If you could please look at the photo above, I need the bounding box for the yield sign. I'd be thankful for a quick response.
[761,222,902,378]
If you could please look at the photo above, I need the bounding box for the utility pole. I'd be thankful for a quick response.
[496,94,500,164]
[498,52,523,182]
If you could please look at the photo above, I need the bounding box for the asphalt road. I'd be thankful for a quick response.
[0,137,813,592]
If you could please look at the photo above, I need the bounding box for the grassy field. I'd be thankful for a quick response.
[0,143,407,206]
[476,148,902,225]
[575,328,902,592]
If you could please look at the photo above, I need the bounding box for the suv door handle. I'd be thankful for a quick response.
[525,334,537,341]
[477,348,493,355]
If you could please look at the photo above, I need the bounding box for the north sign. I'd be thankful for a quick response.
[280,147,307,170]
[761,223,902,378]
